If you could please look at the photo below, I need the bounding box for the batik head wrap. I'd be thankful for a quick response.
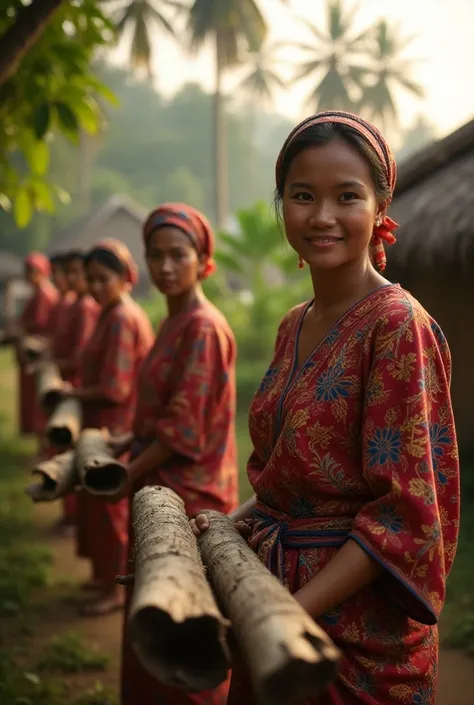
[143,202,217,279]
[24,251,51,277]
[90,239,139,287]
[275,111,398,271]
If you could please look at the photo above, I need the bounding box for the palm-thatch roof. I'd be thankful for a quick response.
[387,118,474,269]
[48,194,149,288]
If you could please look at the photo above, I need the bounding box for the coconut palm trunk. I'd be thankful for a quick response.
[0,0,66,88]
[214,34,228,229]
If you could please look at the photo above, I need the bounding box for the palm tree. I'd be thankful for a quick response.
[0,0,66,88]
[358,19,424,131]
[238,43,286,107]
[186,0,268,228]
[288,0,371,111]
[103,0,185,76]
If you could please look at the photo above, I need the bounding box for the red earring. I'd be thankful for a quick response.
[298,256,304,269]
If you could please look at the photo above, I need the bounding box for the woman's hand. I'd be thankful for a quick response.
[107,432,132,459]
[190,513,252,540]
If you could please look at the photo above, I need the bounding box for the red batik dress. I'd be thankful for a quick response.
[76,297,153,579]
[19,279,59,434]
[52,292,99,519]
[120,300,239,705]
[228,284,460,705]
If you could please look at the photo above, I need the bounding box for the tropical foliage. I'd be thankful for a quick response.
[0,1,115,227]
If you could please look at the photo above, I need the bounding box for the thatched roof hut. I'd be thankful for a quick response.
[48,194,150,295]
[386,118,474,449]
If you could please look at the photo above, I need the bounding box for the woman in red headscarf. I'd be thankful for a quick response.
[61,240,154,616]
[112,203,239,705]
[16,252,59,438]
[192,113,460,705]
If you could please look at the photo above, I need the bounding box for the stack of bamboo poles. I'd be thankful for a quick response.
[127,487,341,705]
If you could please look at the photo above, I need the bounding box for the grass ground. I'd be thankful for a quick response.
[0,349,472,705]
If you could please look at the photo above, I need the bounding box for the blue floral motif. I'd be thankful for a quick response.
[375,504,404,533]
[259,367,278,394]
[412,685,434,704]
[429,423,451,484]
[367,427,402,466]
[353,673,376,694]
[290,495,315,519]
[316,363,352,402]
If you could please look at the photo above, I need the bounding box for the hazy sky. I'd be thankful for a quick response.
[115,0,474,139]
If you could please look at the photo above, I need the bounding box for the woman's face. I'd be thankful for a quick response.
[86,259,125,307]
[25,264,41,286]
[51,264,68,294]
[65,258,88,295]
[282,137,380,271]
[146,226,203,297]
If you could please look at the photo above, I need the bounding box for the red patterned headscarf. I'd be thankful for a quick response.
[24,252,51,277]
[91,239,139,286]
[275,111,398,271]
[143,203,217,279]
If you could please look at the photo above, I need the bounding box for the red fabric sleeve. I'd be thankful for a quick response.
[98,312,137,404]
[349,304,460,625]
[155,318,229,461]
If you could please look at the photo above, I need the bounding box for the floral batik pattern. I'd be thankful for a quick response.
[228,284,459,705]
[76,296,153,577]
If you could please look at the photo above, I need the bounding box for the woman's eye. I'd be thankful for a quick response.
[293,192,313,201]
[339,192,358,202]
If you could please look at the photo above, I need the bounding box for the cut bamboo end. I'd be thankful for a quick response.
[22,335,48,361]
[129,486,230,692]
[75,429,127,495]
[25,450,77,503]
[198,511,341,705]
[36,362,63,409]
[46,397,82,449]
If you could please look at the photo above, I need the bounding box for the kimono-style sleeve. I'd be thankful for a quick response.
[155,318,230,461]
[349,304,460,625]
[97,312,137,404]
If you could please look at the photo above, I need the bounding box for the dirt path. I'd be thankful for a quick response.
[10,500,471,704]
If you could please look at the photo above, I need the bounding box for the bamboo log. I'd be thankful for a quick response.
[128,486,230,692]
[36,362,63,408]
[198,511,341,705]
[46,397,82,449]
[25,450,77,502]
[75,428,127,495]
[21,334,49,361]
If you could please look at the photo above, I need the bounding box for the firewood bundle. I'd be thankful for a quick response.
[127,487,341,705]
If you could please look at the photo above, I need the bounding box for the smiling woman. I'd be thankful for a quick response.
[192,111,460,705]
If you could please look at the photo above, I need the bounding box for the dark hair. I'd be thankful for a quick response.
[49,253,65,267]
[274,122,391,216]
[84,247,127,277]
[63,249,85,264]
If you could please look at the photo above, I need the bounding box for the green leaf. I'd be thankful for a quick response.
[14,187,33,228]
[86,75,119,106]
[0,193,11,211]
[33,104,51,140]
[31,180,55,213]
[54,103,79,133]
[74,98,100,135]
[25,141,50,177]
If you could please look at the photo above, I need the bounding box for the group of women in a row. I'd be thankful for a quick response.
[14,112,460,705]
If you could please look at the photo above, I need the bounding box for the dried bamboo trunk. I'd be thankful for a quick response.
[75,428,127,495]
[46,397,82,449]
[22,334,49,361]
[36,362,63,408]
[129,486,230,692]
[198,511,341,705]
[25,450,77,502]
